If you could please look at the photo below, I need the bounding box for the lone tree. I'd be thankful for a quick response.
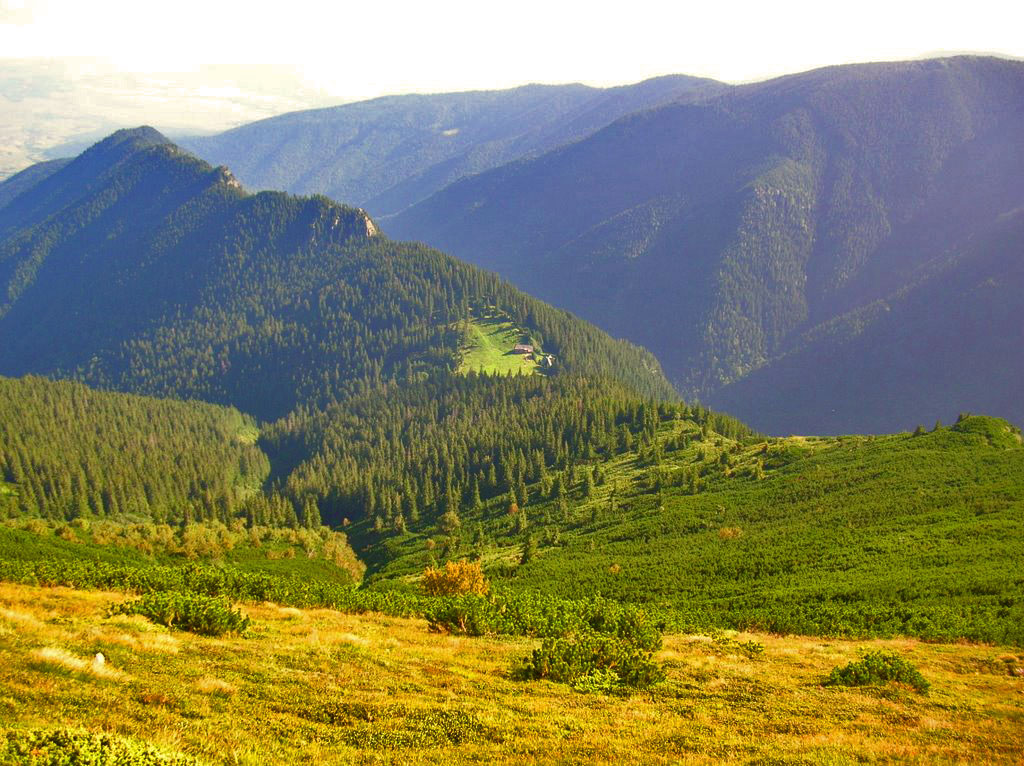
[520,533,538,565]
[439,509,461,535]
[421,560,489,596]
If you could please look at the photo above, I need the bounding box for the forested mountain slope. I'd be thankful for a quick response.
[4,126,1019,651]
[362,411,1024,644]
[183,76,725,216]
[0,375,267,522]
[388,56,1024,434]
[0,128,675,422]
[0,127,692,540]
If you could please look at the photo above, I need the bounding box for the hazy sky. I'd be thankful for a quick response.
[3,0,1023,98]
[1,0,1021,175]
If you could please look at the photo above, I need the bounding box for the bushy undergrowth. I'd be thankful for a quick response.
[0,558,423,615]
[108,592,251,637]
[825,651,930,694]
[424,591,663,649]
[1,728,200,765]
[0,558,665,645]
[296,702,502,749]
[518,634,666,692]
[1,519,365,583]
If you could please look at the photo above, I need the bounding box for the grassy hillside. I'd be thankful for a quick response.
[388,56,1024,434]
[1,581,1021,764]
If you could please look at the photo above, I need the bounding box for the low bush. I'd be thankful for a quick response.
[108,592,250,637]
[711,633,765,659]
[0,557,670,645]
[519,634,666,692]
[825,651,930,693]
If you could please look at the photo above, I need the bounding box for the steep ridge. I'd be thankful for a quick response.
[0,158,71,211]
[0,127,677,422]
[387,56,1024,433]
[183,75,726,216]
[710,208,1024,433]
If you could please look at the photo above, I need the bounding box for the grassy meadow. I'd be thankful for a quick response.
[2,581,1023,764]
[457,311,541,376]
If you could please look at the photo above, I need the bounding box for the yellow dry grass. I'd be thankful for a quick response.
[1,581,1022,764]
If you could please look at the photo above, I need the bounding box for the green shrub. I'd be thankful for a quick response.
[825,651,930,693]
[711,633,765,659]
[425,591,663,648]
[519,634,666,692]
[108,592,250,637]
[296,702,501,749]
[1,728,200,765]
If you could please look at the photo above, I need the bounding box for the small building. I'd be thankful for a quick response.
[513,343,534,354]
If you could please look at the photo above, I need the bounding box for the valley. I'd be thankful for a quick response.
[0,49,1022,765]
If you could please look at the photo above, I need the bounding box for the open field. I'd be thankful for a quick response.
[457,313,540,376]
[2,582,1022,764]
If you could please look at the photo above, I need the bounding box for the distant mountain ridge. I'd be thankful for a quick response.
[182,75,726,216]
[386,56,1024,433]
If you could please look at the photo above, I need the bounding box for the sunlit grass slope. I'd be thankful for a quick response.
[456,311,540,376]
[2,582,1022,764]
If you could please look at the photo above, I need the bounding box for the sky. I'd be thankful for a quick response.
[0,0,1022,174]
[2,0,1022,95]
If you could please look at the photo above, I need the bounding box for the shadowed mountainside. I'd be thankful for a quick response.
[387,56,1024,434]
[183,76,726,216]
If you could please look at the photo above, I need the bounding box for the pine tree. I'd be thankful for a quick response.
[520,533,537,565]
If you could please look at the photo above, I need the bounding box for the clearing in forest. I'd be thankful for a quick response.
[456,311,540,376]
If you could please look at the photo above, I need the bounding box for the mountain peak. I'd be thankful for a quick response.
[96,126,172,151]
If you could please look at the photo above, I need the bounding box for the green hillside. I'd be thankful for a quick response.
[0,375,267,524]
[457,310,541,376]
[0,128,684,540]
[0,127,1020,654]
[359,414,1024,644]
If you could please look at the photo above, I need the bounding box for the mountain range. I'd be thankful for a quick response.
[170,56,1024,435]
[182,76,725,217]
[384,56,1024,434]
[1,58,1023,765]
[0,126,698,537]
[0,127,674,423]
